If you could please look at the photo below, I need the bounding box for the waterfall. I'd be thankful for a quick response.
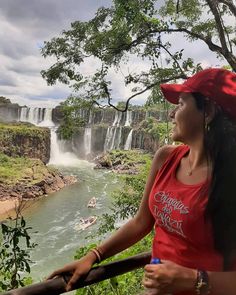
[101,110,105,123]
[124,129,133,150]
[88,110,93,124]
[19,107,46,125]
[20,107,28,121]
[48,128,60,163]
[104,111,123,151]
[145,111,150,120]
[124,111,132,126]
[112,111,122,126]
[116,127,122,149]
[104,127,114,151]
[19,106,80,165]
[48,128,80,166]
[38,108,54,127]
[84,127,92,155]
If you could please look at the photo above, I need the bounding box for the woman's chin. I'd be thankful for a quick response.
[171,132,178,142]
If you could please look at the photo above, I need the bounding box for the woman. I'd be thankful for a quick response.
[48,68,236,295]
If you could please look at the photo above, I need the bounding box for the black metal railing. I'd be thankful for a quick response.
[1,252,151,295]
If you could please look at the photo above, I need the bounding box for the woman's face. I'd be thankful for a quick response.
[170,93,205,143]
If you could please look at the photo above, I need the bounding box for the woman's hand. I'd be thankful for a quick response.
[47,254,95,291]
[143,260,197,295]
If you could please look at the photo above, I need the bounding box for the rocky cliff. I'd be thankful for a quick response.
[0,154,77,203]
[0,96,21,122]
[67,108,168,158]
[0,97,170,159]
[0,122,50,164]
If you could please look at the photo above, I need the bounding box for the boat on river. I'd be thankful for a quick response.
[75,216,97,231]
[87,197,96,208]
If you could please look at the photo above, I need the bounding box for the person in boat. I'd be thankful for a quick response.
[84,216,96,224]
[48,68,236,295]
[87,197,96,208]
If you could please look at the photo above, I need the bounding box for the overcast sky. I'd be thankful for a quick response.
[0,0,225,108]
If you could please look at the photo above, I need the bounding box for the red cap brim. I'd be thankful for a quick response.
[160,84,192,104]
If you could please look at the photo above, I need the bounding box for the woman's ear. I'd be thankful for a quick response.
[205,101,217,124]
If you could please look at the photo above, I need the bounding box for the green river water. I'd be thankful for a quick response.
[23,159,120,282]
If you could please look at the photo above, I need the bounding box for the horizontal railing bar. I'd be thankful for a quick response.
[1,251,151,295]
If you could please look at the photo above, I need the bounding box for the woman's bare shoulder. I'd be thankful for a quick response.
[153,145,177,170]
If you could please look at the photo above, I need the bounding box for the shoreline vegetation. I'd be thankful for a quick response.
[0,152,77,219]
[0,149,152,219]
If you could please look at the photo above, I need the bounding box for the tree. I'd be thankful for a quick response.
[41,0,236,111]
[0,202,37,291]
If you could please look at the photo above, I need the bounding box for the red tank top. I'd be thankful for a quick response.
[149,145,223,295]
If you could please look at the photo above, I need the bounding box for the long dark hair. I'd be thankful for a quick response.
[193,92,236,269]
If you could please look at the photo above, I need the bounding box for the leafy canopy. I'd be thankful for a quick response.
[41,0,236,110]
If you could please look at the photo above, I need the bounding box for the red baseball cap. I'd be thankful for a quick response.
[160,68,236,118]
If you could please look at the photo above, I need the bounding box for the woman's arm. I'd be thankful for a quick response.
[143,260,236,295]
[208,271,236,295]
[48,145,176,291]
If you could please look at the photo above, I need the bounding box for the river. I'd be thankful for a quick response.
[23,158,120,281]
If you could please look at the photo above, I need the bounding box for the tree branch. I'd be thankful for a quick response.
[102,74,187,112]
[218,0,236,16]
[159,43,187,77]
[206,0,229,54]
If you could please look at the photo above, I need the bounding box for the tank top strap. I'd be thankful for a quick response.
[157,144,190,179]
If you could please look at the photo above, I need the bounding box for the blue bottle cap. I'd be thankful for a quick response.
[150,257,161,264]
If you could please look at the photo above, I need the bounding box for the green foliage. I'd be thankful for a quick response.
[75,235,152,295]
[98,151,151,234]
[0,204,37,291]
[0,153,31,184]
[41,0,236,110]
[142,117,173,145]
[0,122,49,140]
[57,96,92,139]
[0,152,51,185]
[110,149,151,167]
[0,96,12,105]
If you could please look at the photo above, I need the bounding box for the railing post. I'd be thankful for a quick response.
[1,252,151,295]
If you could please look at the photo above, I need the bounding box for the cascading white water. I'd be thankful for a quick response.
[20,107,45,125]
[20,107,28,121]
[37,109,54,127]
[27,108,35,124]
[104,111,123,151]
[88,110,93,124]
[110,127,118,150]
[48,128,80,166]
[124,110,132,126]
[116,127,122,149]
[145,111,150,120]
[19,106,80,166]
[84,127,92,155]
[48,128,60,163]
[112,111,122,126]
[104,127,112,151]
[124,129,133,150]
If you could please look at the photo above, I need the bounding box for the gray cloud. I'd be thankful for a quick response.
[0,0,225,108]
[0,0,111,107]
[0,41,35,60]
[8,64,41,76]
[0,78,17,87]
[0,0,111,38]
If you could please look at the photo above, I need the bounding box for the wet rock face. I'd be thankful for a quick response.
[0,172,77,201]
[0,97,21,122]
[0,124,51,164]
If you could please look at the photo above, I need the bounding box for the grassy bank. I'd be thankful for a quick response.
[0,152,53,186]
